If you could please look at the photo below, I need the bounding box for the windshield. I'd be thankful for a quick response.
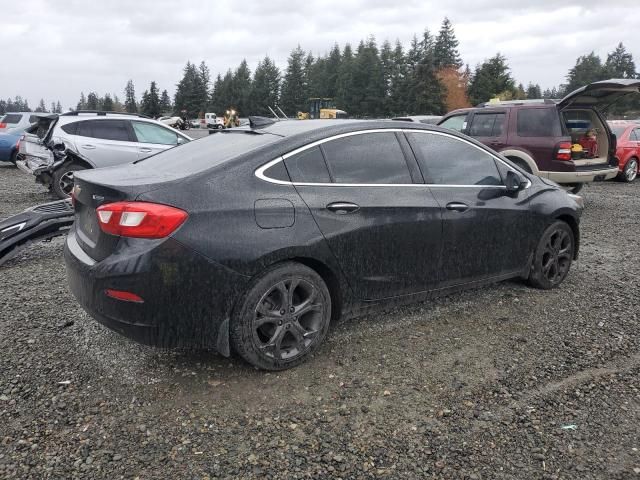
[134,131,280,175]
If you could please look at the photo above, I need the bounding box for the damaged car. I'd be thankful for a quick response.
[16,111,192,199]
[64,118,583,371]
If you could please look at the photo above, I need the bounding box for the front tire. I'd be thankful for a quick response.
[617,158,638,183]
[52,163,87,199]
[230,262,331,370]
[527,221,575,290]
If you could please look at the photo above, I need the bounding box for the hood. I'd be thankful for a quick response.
[558,79,640,110]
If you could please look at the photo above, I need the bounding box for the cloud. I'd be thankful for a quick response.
[0,0,637,109]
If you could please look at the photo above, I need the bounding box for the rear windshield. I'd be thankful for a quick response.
[134,131,280,175]
[1,114,23,125]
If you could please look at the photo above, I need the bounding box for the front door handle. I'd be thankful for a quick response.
[139,148,153,153]
[81,144,96,150]
[326,202,359,214]
[446,202,469,212]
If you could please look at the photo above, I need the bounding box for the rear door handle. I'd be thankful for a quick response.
[446,202,469,212]
[326,202,359,214]
[139,147,153,153]
[81,144,96,150]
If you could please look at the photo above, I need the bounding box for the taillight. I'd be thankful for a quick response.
[96,202,187,238]
[15,138,20,150]
[0,123,6,129]
[556,141,572,161]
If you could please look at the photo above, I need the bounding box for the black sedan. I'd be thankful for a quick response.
[64,119,583,370]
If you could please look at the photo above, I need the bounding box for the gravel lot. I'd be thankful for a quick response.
[0,163,638,479]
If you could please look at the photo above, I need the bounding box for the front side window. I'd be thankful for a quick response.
[132,121,179,145]
[284,146,331,183]
[518,108,562,137]
[321,132,412,184]
[469,113,506,137]
[408,132,502,186]
[439,114,468,132]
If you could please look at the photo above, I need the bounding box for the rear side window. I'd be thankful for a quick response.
[132,121,179,145]
[90,120,131,141]
[321,132,411,184]
[439,114,467,132]
[632,129,640,141]
[408,132,502,186]
[469,113,506,137]
[1,114,22,125]
[61,122,79,135]
[517,108,562,137]
[284,146,331,183]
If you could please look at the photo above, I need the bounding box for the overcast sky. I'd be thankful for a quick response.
[2,0,638,110]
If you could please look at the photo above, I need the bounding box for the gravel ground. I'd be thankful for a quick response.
[0,163,638,479]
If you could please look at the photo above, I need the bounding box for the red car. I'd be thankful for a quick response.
[608,121,640,182]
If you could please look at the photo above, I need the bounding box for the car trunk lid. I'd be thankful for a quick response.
[558,79,640,110]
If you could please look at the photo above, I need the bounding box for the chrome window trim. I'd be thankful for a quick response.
[255,128,530,189]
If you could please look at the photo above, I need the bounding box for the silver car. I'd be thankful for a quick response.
[0,112,56,132]
[17,111,192,198]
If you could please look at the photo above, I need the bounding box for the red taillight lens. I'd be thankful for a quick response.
[105,289,144,303]
[556,141,572,161]
[96,202,188,238]
[0,123,6,129]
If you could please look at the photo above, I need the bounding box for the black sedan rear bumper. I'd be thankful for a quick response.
[64,229,250,352]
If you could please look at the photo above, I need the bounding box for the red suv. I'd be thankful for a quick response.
[438,80,640,192]
[608,121,640,182]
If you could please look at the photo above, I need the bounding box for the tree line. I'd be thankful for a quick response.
[2,19,638,119]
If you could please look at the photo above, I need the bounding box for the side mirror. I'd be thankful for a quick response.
[505,170,527,193]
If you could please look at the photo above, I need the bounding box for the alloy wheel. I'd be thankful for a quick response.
[541,229,573,285]
[59,171,75,196]
[253,278,324,360]
[625,159,638,182]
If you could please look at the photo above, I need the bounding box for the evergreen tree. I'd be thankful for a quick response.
[434,17,462,68]
[526,82,542,99]
[250,56,281,116]
[467,54,516,105]
[174,61,207,117]
[50,102,56,114]
[86,92,99,110]
[324,44,342,99]
[379,40,394,112]
[388,40,409,115]
[335,44,356,114]
[124,80,137,113]
[412,29,444,114]
[159,89,172,114]
[280,46,308,115]
[36,99,47,112]
[563,52,607,95]
[210,70,234,115]
[102,93,114,111]
[605,43,637,78]
[140,81,161,117]
[352,37,386,117]
[77,92,87,111]
[232,59,252,115]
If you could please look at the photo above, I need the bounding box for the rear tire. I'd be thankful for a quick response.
[617,158,638,183]
[230,262,331,370]
[52,163,87,199]
[9,150,18,165]
[527,221,575,290]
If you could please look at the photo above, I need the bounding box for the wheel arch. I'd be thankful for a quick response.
[66,152,95,169]
[501,149,539,174]
[289,256,344,323]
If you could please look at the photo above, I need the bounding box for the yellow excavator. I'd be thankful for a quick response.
[297,98,347,120]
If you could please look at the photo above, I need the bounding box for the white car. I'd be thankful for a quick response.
[17,111,192,198]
